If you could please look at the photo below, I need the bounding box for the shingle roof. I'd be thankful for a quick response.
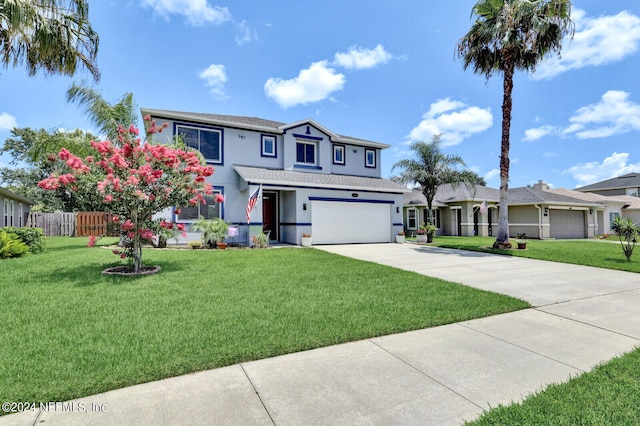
[549,189,640,210]
[233,165,410,193]
[575,173,640,191]
[0,187,34,205]
[141,108,388,148]
[508,187,600,206]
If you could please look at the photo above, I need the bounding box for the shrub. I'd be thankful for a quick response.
[0,231,30,258]
[2,227,45,253]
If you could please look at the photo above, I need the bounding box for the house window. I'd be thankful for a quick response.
[296,141,316,164]
[407,209,417,229]
[626,188,639,197]
[610,211,620,226]
[176,125,223,164]
[177,189,223,221]
[18,204,23,227]
[424,209,440,228]
[333,144,345,165]
[365,149,376,168]
[261,135,276,158]
[3,199,8,227]
[8,200,14,227]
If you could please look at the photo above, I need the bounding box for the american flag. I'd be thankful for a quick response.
[246,185,262,223]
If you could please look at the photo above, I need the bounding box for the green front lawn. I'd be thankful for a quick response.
[432,236,640,272]
[1,237,528,407]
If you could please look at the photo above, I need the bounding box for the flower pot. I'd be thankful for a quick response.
[395,235,405,243]
[301,236,312,247]
[416,235,428,243]
[427,233,434,243]
[517,242,527,250]
[216,242,227,250]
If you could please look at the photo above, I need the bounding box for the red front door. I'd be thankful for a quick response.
[262,191,278,241]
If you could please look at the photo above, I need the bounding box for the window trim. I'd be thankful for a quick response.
[365,148,376,168]
[333,144,345,165]
[261,134,277,158]
[174,123,224,165]
[407,208,418,230]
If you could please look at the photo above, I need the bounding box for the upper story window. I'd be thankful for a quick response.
[261,135,277,158]
[333,144,345,165]
[296,141,317,165]
[176,124,223,164]
[365,148,376,168]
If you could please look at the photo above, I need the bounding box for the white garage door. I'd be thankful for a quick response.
[311,200,391,244]
[550,209,585,239]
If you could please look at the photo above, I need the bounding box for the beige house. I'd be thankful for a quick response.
[403,181,603,239]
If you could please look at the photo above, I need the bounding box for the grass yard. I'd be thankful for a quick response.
[0,237,528,407]
[432,236,640,273]
[468,347,640,425]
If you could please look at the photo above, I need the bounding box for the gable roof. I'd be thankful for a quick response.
[0,187,34,205]
[404,184,600,207]
[549,188,640,210]
[141,108,389,149]
[233,165,409,193]
[575,173,640,192]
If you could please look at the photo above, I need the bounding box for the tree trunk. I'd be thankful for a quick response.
[493,60,515,249]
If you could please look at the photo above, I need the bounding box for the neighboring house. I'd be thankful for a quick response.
[0,187,33,228]
[403,181,602,239]
[142,109,408,245]
[576,173,640,197]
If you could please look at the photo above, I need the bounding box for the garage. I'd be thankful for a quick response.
[311,200,391,244]
[550,209,586,239]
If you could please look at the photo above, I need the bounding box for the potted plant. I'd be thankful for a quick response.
[188,241,201,249]
[396,231,405,244]
[252,231,270,248]
[515,233,527,250]
[415,229,427,244]
[424,223,437,243]
[301,233,312,247]
[192,217,229,249]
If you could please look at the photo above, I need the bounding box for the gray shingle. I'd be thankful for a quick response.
[233,165,409,193]
[576,173,640,191]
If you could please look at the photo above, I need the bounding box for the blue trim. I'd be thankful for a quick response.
[308,196,394,204]
[174,121,224,165]
[393,223,404,227]
[293,164,322,170]
[365,148,376,169]
[333,144,345,165]
[261,134,277,158]
[281,222,312,226]
[246,182,404,195]
[292,133,323,141]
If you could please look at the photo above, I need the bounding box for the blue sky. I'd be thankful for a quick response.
[2,0,640,190]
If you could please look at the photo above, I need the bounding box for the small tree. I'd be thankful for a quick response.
[611,217,640,262]
[38,116,215,273]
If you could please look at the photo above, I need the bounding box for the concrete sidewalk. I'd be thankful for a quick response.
[3,243,640,425]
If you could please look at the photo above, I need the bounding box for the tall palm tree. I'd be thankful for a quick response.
[67,82,137,143]
[457,0,573,248]
[392,134,477,226]
[1,0,99,81]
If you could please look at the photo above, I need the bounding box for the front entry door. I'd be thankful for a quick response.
[262,191,278,241]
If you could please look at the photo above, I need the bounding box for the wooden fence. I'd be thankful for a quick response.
[26,212,117,237]
[26,212,76,236]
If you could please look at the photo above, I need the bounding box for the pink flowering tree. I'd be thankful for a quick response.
[38,116,215,273]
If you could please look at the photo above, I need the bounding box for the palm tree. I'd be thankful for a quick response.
[67,82,138,143]
[392,134,478,226]
[457,0,573,248]
[1,0,100,81]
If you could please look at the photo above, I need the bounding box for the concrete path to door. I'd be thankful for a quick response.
[2,243,639,425]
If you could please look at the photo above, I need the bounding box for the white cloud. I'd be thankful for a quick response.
[198,64,228,98]
[235,20,255,45]
[524,90,640,140]
[563,152,640,187]
[264,61,345,109]
[535,9,640,80]
[523,125,558,142]
[484,168,499,182]
[407,98,493,146]
[0,112,17,131]
[333,44,393,70]
[565,90,640,139]
[142,0,231,26]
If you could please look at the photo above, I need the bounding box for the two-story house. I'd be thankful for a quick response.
[142,109,408,245]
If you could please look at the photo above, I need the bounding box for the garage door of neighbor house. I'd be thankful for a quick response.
[550,209,585,239]
[311,200,391,244]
